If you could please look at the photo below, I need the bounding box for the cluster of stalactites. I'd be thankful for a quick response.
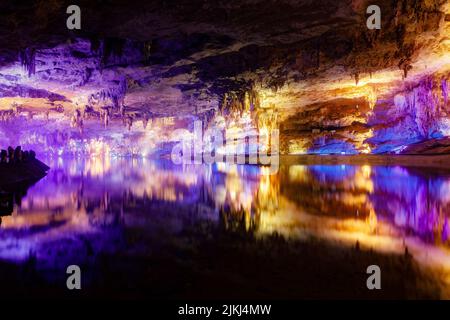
[90,37,152,69]
[89,37,126,69]
[196,108,217,131]
[217,88,279,143]
[219,89,261,116]
[70,109,84,132]
[18,48,36,77]
[254,106,278,131]
[88,77,127,109]
[366,86,378,110]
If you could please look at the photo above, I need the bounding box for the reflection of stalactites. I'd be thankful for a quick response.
[79,67,93,86]
[434,206,447,245]
[71,109,84,133]
[399,59,413,80]
[255,173,280,217]
[18,48,36,77]
[366,209,378,233]
[219,207,258,234]
[125,115,133,131]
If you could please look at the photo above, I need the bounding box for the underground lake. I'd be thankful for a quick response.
[0,0,450,302]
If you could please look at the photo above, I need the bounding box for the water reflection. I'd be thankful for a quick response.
[1,158,450,294]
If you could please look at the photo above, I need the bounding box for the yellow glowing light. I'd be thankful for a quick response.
[86,138,111,158]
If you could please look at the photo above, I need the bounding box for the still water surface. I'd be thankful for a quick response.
[1,157,450,296]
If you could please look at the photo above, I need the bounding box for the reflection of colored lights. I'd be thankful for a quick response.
[84,154,111,177]
[2,158,450,295]
[259,176,270,195]
[288,165,307,182]
[366,209,378,232]
[353,165,374,193]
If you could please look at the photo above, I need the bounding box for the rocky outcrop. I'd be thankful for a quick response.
[0,148,49,190]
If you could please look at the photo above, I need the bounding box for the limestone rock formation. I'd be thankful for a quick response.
[0,0,448,155]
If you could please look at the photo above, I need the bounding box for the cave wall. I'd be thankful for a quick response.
[0,0,449,156]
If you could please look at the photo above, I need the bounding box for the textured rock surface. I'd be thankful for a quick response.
[0,0,449,155]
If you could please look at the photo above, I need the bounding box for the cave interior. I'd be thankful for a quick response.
[0,0,448,157]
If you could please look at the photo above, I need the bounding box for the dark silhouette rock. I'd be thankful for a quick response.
[0,147,49,190]
[7,146,14,163]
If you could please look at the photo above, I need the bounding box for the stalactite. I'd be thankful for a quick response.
[142,117,149,129]
[125,115,133,131]
[394,1,418,82]
[90,37,102,54]
[400,62,412,80]
[102,38,126,66]
[79,67,93,86]
[247,89,260,111]
[143,41,152,61]
[18,48,36,77]
[354,73,359,86]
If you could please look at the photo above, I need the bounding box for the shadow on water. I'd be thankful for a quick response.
[0,178,45,227]
[0,157,449,299]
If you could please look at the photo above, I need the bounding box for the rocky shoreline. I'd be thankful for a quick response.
[0,147,49,189]
[280,154,450,170]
